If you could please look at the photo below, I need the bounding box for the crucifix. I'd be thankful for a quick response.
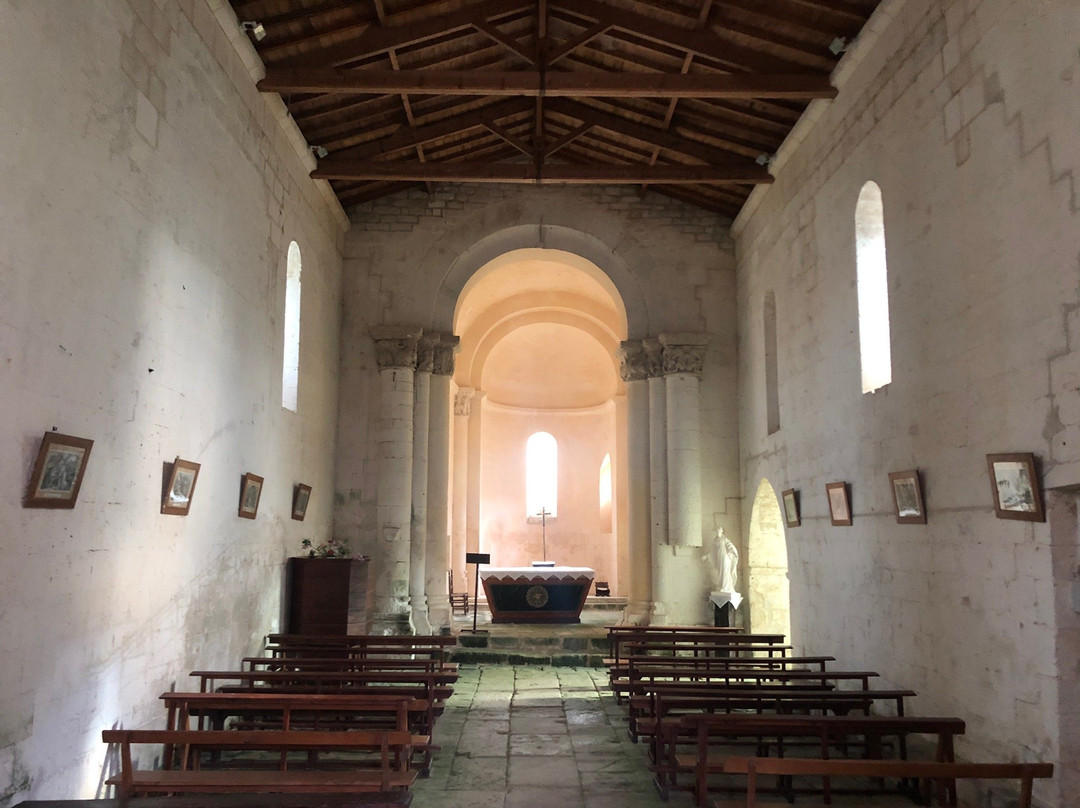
[538,506,550,561]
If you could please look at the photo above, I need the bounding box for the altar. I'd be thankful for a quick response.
[480,566,595,623]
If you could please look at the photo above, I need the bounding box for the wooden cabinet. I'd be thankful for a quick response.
[285,557,374,635]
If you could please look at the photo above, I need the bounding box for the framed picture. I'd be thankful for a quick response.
[162,458,201,516]
[781,488,800,527]
[24,432,94,508]
[292,483,312,521]
[888,470,926,524]
[826,481,852,526]
[986,453,1044,522]
[238,472,264,519]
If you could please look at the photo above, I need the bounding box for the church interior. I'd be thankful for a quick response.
[1,0,1078,806]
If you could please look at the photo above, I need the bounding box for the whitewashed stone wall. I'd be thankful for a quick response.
[336,185,738,624]
[735,0,1079,804]
[0,1,345,803]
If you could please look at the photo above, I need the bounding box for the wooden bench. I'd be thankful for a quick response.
[192,670,455,699]
[607,632,788,668]
[613,655,841,701]
[669,714,966,806]
[242,656,458,678]
[14,795,411,808]
[266,635,457,666]
[717,756,1054,808]
[102,729,419,798]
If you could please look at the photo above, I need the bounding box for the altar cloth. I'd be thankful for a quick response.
[480,567,595,623]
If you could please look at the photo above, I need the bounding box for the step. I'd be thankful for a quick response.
[450,633,610,667]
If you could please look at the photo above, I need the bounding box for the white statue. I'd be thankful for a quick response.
[713,528,739,593]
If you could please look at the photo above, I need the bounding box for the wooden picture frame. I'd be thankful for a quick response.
[292,483,312,521]
[238,472,264,519]
[781,488,800,527]
[986,453,1044,522]
[162,458,201,516]
[24,432,94,509]
[826,481,852,526]
[888,469,926,524]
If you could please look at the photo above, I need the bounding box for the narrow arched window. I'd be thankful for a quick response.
[526,432,557,518]
[282,241,302,411]
[599,453,613,532]
[856,181,892,393]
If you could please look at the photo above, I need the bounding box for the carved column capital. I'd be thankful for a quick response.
[371,326,423,370]
[415,333,437,373]
[642,338,664,378]
[431,333,461,376]
[616,341,650,382]
[454,387,475,417]
[659,332,709,378]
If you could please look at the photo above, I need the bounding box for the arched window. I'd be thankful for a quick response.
[526,432,557,518]
[282,241,302,411]
[598,453,613,532]
[855,181,892,393]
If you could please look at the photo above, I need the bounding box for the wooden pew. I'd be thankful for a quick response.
[14,795,411,808]
[265,635,457,666]
[607,631,788,669]
[718,756,1054,808]
[192,670,455,699]
[669,713,966,806]
[612,655,837,701]
[102,729,418,798]
[242,656,457,679]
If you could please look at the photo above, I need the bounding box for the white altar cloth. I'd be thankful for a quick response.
[481,566,595,582]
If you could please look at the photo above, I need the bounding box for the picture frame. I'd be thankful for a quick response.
[292,483,312,521]
[888,469,926,524]
[826,481,852,526]
[162,458,201,516]
[238,472,264,519]
[781,488,800,528]
[24,432,94,509]
[986,453,1044,522]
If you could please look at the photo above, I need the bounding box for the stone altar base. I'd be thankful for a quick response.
[449,599,624,667]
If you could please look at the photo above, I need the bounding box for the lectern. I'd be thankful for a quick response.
[463,552,490,634]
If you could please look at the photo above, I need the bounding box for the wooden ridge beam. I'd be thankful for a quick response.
[259,69,836,99]
[311,160,773,184]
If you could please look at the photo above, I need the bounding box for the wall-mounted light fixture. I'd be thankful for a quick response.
[310,145,329,159]
[241,21,267,41]
[755,153,775,167]
[828,36,850,56]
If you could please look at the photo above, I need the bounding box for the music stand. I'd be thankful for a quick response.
[463,552,490,634]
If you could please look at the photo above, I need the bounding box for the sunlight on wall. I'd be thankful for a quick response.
[599,452,612,532]
[856,181,891,394]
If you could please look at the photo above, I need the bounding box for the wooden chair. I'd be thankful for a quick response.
[448,571,469,615]
[594,580,611,596]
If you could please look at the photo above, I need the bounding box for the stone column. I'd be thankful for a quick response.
[617,340,652,625]
[661,332,709,548]
[371,326,422,635]
[466,390,485,557]
[645,338,671,623]
[451,388,474,590]
[425,334,459,633]
[409,334,435,635]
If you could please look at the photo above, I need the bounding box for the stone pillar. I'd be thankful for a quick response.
[645,338,671,623]
[661,333,709,548]
[617,340,652,625]
[466,390,485,557]
[451,388,474,589]
[425,334,459,633]
[409,334,435,635]
[371,326,422,634]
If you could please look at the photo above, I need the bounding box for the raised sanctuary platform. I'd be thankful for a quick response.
[480,566,595,623]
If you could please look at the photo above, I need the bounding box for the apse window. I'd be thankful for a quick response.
[599,453,612,533]
[855,181,892,394]
[282,241,302,411]
[526,431,558,518]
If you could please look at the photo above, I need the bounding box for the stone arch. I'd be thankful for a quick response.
[747,478,791,639]
[432,226,651,338]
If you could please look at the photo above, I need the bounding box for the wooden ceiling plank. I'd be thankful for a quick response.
[549,0,807,74]
[279,0,533,69]
[484,120,534,156]
[546,21,613,65]
[311,160,773,184]
[780,0,870,26]
[258,68,836,99]
[545,122,594,157]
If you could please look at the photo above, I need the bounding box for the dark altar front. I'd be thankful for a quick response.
[480,566,595,623]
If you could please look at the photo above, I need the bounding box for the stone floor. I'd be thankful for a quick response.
[411,664,925,808]
[411,664,671,808]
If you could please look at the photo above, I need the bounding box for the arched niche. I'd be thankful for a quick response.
[747,478,791,640]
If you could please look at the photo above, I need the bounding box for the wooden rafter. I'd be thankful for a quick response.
[257,69,837,99]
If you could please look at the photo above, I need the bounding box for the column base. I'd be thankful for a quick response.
[619,600,653,626]
[411,601,432,635]
[371,609,416,636]
[426,595,452,634]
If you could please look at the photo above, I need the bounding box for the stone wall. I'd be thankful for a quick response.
[734,0,1080,803]
[337,184,737,623]
[0,1,345,802]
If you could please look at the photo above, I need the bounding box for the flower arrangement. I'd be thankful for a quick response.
[300,537,352,558]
